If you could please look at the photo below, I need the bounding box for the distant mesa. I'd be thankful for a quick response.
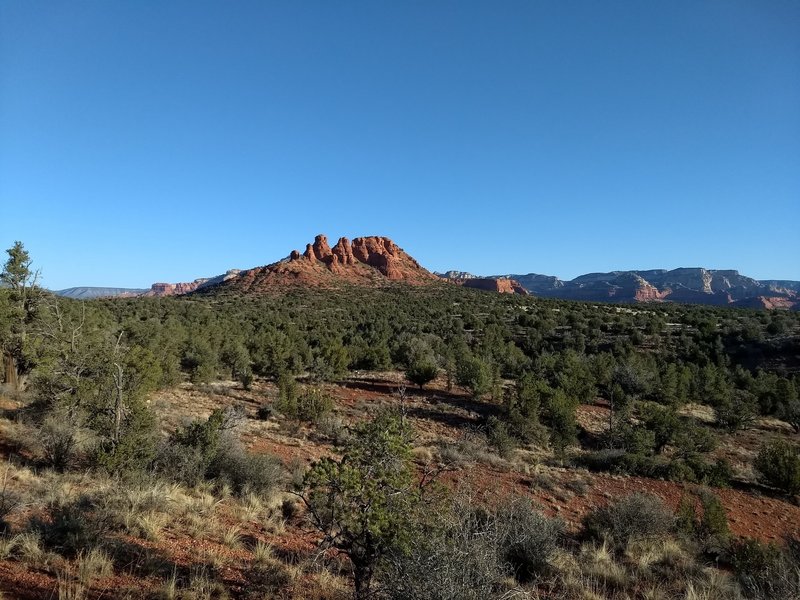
[439,274,528,295]
[435,270,479,280]
[437,268,800,309]
[53,270,241,299]
[54,287,148,299]
[141,270,241,297]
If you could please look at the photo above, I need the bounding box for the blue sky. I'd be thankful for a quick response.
[1,1,798,289]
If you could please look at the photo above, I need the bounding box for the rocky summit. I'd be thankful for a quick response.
[206,234,439,294]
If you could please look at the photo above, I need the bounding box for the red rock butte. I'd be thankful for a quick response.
[211,235,439,294]
[456,278,529,295]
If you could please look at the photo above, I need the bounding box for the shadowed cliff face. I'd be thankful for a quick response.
[456,278,528,295]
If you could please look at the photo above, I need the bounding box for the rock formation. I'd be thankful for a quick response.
[441,268,799,308]
[460,278,528,295]
[202,234,439,294]
[141,270,241,297]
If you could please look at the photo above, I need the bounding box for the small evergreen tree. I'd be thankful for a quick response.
[300,411,423,598]
[406,357,438,390]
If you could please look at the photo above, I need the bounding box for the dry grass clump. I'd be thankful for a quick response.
[179,566,230,600]
[15,531,45,564]
[159,570,179,600]
[57,572,85,600]
[0,533,20,559]
[76,547,113,584]
[435,435,508,469]
[129,511,167,541]
[251,539,273,564]
[236,491,264,522]
[184,511,217,539]
[552,537,741,600]
[221,525,242,548]
[300,567,351,600]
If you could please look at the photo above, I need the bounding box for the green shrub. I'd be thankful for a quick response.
[688,457,732,488]
[302,411,419,597]
[582,493,675,549]
[406,358,438,390]
[663,459,699,483]
[276,379,333,422]
[485,416,517,458]
[672,423,717,459]
[382,503,503,600]
[676,494,698,537]
[754,439,800,496]
[674,489,730,556]
[207,436,284,496]
[297,387,334,422]
[256,403,273,420]
[39,412,85,472]
[642,404,681,453]
[605,422,656,455]
[152,441,208,486]
[33,498,109,557]
[728,538,800,599]
[274,373,298,417]
[543,389,578,453]
[576,449,628,473]
[170,408,232,463]
[715,390,758,432]
[238,370,254,390]
[455,354,492,398]
[495,498,563,583]
[697,491,730,555]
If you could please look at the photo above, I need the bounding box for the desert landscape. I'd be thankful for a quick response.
[0,238,799,599]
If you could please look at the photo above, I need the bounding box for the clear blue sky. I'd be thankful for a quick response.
[2,1,798,289]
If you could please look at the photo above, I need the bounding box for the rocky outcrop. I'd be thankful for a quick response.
[205,234,438,294]
[461,278,528,295]
[760,280,800,295]
[332,237,357,266]
[142,270,242,297]
[312,234,333,262]
[436,270,478,280]
[732,296,800,310]
[350,236,402,279]
[507,273,565,294]
[146,281,205,296]
[442,267,799,308]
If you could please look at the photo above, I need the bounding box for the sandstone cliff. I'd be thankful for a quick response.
[205,235,438,294]
[142,270,242,297]
[439,268,799,308]
[459,278,528,295]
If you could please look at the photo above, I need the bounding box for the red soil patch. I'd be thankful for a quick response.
[442,461,800,543]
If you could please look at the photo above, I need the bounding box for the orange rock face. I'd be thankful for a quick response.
[312,234,332,262]
[211,234,439,294]
[331,237,357,265]
[460,278,529,295]
[144,281,206,296]
[633,283,670,302]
